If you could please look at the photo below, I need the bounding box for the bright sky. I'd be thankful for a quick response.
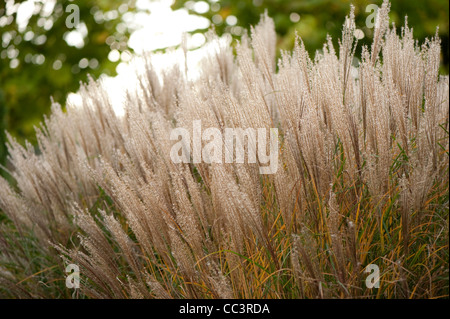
[65,0,213,116]
[11,0,211,56]
[128,0,210,53]
[107,0,216,116]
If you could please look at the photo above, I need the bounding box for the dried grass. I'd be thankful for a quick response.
[0,0,448,299]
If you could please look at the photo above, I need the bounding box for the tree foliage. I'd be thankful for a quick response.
[173,0,449,70]
[0,0,134,160]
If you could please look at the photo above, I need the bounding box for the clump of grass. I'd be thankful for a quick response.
[0,0,448,299]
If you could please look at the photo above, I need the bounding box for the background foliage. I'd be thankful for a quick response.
[0,0,133,164]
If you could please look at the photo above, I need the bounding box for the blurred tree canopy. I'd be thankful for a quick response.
[0,0,449,167]
[173,0,448,70]
[0,0,135,164]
